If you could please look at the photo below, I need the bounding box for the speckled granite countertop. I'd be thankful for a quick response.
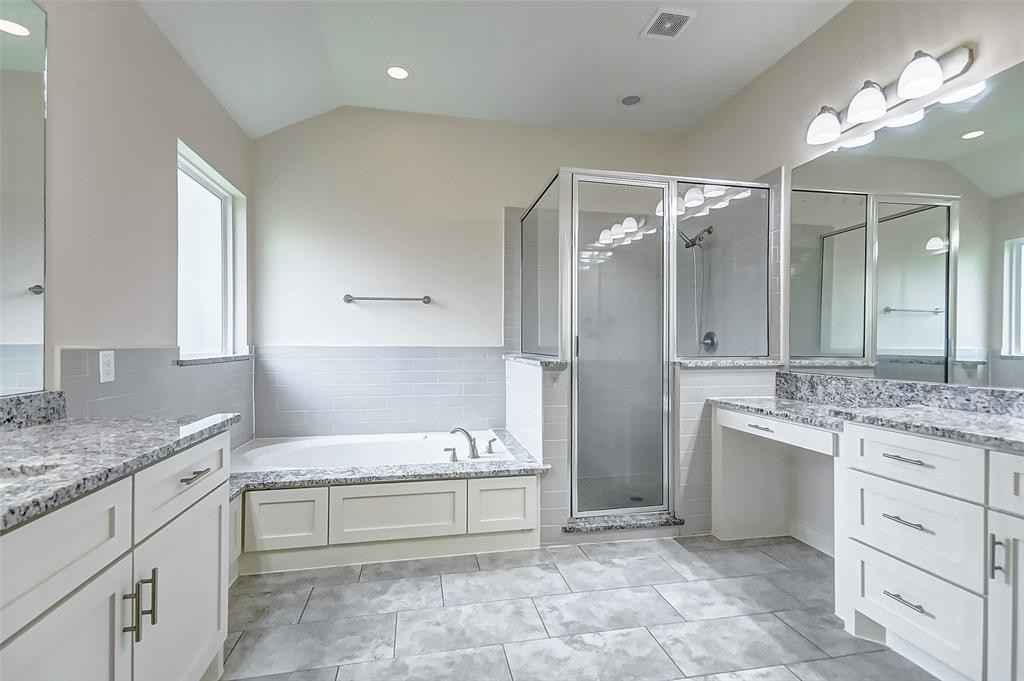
[709,397,846,432]
[228,428,548,500]
[1,413,240,533]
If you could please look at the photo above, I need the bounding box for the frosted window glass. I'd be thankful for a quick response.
[177,167,225,356]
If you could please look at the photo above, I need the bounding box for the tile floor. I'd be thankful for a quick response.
[221,536,937,681]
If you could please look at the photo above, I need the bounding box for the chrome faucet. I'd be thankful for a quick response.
[449,428,480,459]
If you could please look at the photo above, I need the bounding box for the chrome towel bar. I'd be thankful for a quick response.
[883,306,942,315]
[343,294,431,304]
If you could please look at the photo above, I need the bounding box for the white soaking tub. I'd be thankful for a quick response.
[231,429,512,471]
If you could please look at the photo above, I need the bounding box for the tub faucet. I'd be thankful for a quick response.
[450,428,480,459]
[444,447,458,462]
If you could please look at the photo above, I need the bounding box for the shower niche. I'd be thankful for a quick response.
[520,169,772,518]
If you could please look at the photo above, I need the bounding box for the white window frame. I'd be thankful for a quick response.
[177,153,234,358]
[1003,237,1024,357]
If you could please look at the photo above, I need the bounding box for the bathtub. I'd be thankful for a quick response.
[231,429,512,471]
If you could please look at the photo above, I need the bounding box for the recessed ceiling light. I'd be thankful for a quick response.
[619,94,644,106]
[386,65,410,80]
[0,19,30,36]
[961,130,985,140]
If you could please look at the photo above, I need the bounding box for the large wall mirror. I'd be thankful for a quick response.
[791,59,1024,389]
[0,0,46,395]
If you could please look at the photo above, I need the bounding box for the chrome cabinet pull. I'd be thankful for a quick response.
[140,568,158,625]
[179,467,212,485]
[882,513,926,532]
[990,533,1005,580]
[748,423,774,433]
[881,452,925,466]
[122,584,142,642]
[883,590,925,613]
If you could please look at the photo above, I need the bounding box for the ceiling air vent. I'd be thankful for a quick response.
[642,9,695,40]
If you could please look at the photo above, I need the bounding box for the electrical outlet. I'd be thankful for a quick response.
[99,351,115,383]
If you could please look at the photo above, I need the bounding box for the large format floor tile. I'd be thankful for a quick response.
[533,585,684,636]
[757,543,833,572]
[578,537,685,560]
[301,576,442,621]
[231,668,339,681]
[477,545,587,570]
[765,567,834,609]
[358,555,479,582]
[221,614,396,680]
[335,645,512,681]
[228,588,311,632]
[224,630,242,660]
[440,565,569,605]
[230,565,360,596]
[648,613,827,676]
[775,606,884,657]
[675,535,796,552]
[787,650,938,681]
[693,666,800,681]
[660,548,789,581]
[654,576,802,620]
[555,555,685,591]
[504,627,683,681]
[394,598,547,656]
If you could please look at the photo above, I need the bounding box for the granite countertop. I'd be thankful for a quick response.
[228,428,548,500]
[1,413,240,533]
[503,353,569,369]
[708,397,846,431]
[674,358,783,369]
[841,405,1024,456]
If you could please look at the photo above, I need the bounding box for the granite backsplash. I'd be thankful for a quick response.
[0,391,67,431]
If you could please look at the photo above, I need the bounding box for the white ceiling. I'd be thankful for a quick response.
[139,0,848,139]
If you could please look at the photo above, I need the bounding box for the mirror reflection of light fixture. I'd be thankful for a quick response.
[847,81,887,123]
[885,109,925,128]
[654,197,684,217]
[622,216,639,233]
[939,79,986,104]
[695,208,710,217]
[703,185,726,198]
[710,200,730,210]
[0,19,30,36]
[806,106,841,145]
[682,187,705,208]
[610,224,625,239]
[598,229,613,245]
[925,236,949,253]
[732,189,752,200]
[897,51,943,99]
[839,131,875,148]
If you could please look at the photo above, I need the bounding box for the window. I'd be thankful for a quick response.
[177,150,233,357]
[1004,237,1024,357]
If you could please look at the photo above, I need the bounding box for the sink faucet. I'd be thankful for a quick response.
[449,428,479,459]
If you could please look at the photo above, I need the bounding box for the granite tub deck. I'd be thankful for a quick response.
[710,397,1024,455]
[228,428,548,500]
[0,413,240,532]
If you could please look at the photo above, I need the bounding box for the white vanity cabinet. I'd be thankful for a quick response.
[0,431,231,681]
[988,509,1024,681]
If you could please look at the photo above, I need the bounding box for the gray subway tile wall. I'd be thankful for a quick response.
[254,347,506,438]
[59,347,254,448]
[0,344,44,394]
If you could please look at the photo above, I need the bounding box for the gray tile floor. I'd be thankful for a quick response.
[221,536,937,681]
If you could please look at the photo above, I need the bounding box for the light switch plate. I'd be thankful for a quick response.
[99,351,115,383]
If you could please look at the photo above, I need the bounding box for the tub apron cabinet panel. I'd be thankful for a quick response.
[467,476,537,533]
[245,488,328,551]
[329,480,467,544]
[988,509,1024,681]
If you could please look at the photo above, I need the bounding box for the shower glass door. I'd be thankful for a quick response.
[573,178,669,516]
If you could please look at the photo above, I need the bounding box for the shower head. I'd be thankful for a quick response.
[679,224,714,249]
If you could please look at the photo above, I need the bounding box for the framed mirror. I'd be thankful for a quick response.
[0,0,46,395]
[790,60,1024,389]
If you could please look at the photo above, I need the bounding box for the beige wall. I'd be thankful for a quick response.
[990,192,1024,387]
[40,0,253,387]
[675,1,1024,181]
[252,106,681,346]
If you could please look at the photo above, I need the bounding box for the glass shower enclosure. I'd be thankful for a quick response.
[521,169,772,518]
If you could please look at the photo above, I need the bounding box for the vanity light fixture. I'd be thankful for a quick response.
[386,65,410,80]
[847,81,887,123]
[702,184,726,198]
[885,109,925,128]
[622,216,639,233]
[0,19,29,36]
[961,129,985,140]
[682,187,705,208]
[897,51,944,99]
[839,131,875,148]
[939,79,986,104]
[806,106,841,145]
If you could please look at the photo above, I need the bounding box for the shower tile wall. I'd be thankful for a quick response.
[539,367,570,543]
[59,347,254,448]
[504,207,524,354]
[254,347,505,437]
[0,344,44,394]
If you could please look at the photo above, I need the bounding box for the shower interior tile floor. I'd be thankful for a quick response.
[221,536,937,681]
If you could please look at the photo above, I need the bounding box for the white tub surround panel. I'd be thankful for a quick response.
[59,347,254,449]
[505,359,543,461]
[254,346,505,438]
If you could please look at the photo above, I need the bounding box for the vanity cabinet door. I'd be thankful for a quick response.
[988,509,1024,681]
[0,554,133,681]
[133,484,228,681]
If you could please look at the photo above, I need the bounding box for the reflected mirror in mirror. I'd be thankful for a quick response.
[791,59,1024,389]
[0,0,46,396]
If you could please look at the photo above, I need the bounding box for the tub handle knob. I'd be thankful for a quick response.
[486,438,497,454]
[444,447,458,462]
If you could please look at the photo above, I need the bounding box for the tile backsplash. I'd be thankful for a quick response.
[254,346,505,437]
[0,344,44,395]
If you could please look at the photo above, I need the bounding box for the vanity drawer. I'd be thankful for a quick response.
[847,470,984,591]
[134,431,230,541]
[989,450,1024,517]
[849,540,984,679]
[0,478,133,642]
[844,425,984,502]
[716,408,835,455]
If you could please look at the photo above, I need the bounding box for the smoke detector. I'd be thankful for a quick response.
[641,9,695,40]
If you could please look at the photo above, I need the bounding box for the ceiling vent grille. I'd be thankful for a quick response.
[642,9,695,40]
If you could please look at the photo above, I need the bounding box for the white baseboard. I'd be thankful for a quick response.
[788,516,834,557]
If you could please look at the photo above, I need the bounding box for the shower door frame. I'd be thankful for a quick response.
[568,170,674,518]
